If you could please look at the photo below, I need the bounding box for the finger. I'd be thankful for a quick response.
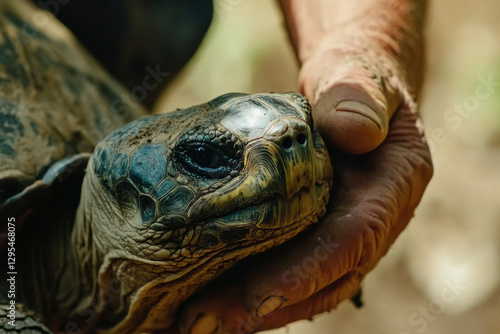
[299,47,402,154]
[243,270,362,331]
[241,94,432,316]
[179,271,362,334]
[239,196,383,319]
[179,97,432,334]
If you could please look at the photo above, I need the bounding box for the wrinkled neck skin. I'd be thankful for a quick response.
[17,195,90,330]
[60,168,204,334]
[21,176,112,332]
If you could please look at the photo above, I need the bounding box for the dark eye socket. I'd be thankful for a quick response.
[176,143,237,179]
[189,146,224,169]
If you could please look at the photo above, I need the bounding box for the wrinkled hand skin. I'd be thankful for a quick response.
[175,0,433,333]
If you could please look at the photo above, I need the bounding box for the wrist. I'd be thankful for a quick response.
[280,0,427,100]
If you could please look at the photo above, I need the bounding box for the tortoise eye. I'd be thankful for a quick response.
[176,143,235,179]
[189,146,224,169]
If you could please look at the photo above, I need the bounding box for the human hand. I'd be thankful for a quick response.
[174,82,433,334]
[175,1,433,333]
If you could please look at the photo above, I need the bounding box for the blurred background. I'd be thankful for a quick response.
[156,0,500,333]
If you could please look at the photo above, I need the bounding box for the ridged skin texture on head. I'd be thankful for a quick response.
[78,92,332,333]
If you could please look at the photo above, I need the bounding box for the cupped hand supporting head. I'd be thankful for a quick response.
[177,1,433,333]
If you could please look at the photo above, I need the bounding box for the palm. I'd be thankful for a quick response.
[174,98,432,334]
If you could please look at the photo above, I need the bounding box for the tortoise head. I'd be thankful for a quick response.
[76,92,332,330]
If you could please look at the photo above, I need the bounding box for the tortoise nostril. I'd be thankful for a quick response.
[282,137,293,149]
[296,133,307,146]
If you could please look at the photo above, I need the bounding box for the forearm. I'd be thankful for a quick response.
[279,0,427,98]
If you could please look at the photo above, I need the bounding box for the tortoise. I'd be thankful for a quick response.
[0,1,332,333]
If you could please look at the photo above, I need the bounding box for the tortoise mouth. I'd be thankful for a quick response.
[191,180,330,249]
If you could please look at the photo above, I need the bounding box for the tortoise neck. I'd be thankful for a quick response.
[51,207,91,320]
[60,167,214,333]
[15,196,87,327]
[22,172,113,332]
[59,171,130,332]
[59,179,110,331]
[63,172,197,333]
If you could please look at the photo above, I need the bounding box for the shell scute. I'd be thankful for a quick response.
[93,144,114,177]
[109,152,129,183]
[152,178,176,199]
[114,179,140,225]
[220,98,278,139]
[129,143,167,193]
[257,95,302,118]
[159,186,195,215]
[139,194,157,226]
[207,92,246,109]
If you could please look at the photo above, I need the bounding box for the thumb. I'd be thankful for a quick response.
[299,48,403,154]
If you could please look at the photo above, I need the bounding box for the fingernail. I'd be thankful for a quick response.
[254,295,285,317]
[335,101,383,129]
[188,313,222,334]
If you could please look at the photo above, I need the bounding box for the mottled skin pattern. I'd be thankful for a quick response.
[0,1,333,334]
[71,93,332,333]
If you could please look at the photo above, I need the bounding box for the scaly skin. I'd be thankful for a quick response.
[2,93,332,333]
[0,2,334,333]
[66,93,332,334]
